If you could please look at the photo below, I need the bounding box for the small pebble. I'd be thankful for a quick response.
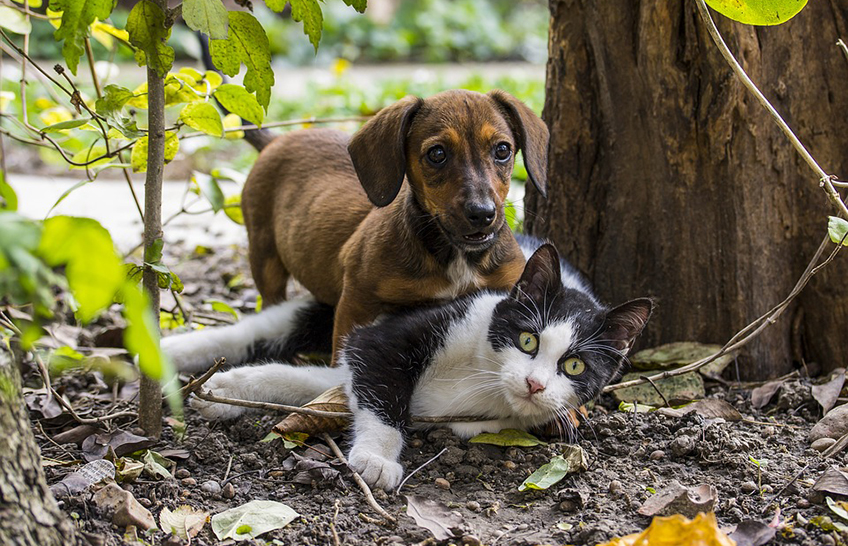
[558,500,578,512]
[670,436,694,457]
[138,498,152,508]
[222,483,235,499]
[180,489,191,498]
[461,535,482,546]
[812,437,837,452]
[649,450,665,461]
[608,480,622,495]
[516,523,529,531]
[466,501,481,512]
[269,470,286,478]
[174,469,190,479]
[821,534,836,546]
[502,461,517,471]
[201,480,222,496]
[409,438,423,449]
[797,498,811,509]
[761,484,773,494]
[740,481,757,494]
[435,478,451,490]
[762,426,776,437]
[180,478,197,487]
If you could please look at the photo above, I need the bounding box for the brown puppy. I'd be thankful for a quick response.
[241,89,548,355]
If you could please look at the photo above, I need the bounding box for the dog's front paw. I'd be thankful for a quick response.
[348,447,404,491]
[190,375,246,421]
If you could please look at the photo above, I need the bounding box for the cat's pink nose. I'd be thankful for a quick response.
[526,377,545,395]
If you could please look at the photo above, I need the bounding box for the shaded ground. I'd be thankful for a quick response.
[27,243,846,546]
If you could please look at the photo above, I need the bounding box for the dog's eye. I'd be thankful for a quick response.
[494,142,512,162]
[427,146,447,165]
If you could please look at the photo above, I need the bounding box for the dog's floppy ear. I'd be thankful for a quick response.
[487,90,549,198]
[348,95,424,207]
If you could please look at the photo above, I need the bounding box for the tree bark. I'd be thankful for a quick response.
[528,1,848,380]
[0,351,77,546]
[138,0,168,438]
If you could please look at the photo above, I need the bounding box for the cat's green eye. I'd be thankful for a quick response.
[518,332,538,353]
[561,357,585,376]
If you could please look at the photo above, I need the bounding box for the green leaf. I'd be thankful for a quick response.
[126,0,175,77]
[144,238,164,264]
[95,84,134,118]
[183,0,228,40]
[704,0,807,26]
[518,455,570,491]
[341,0,367,13]
[193,171,225,212]
[213,84,264,126]
[289,0,323,52]
[209,12,274,109]
[828,216,848,246]
[41,118,91,133]
[48,0,114,74]
[70,144,113,170]
[206,299,240,320]
[0,6,33,34]
[618,401,656,413]
[0,170,18,212]
[130,132,179,173]
[211,500,299,540]
[179,102,223,137]
[47,179,93,217]
[469,429,546,447]
[37,216,124,323]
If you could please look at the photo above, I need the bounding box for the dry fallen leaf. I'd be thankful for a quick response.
[160,505,209,543]
[81,429,154,462]
[273,385,350,436]
[813,466,848,497]
[598,512,734,546]
[405,495,465,541]
[812,368,846,415]
[637,481,718,518]
[211,500,299,541]
[751,380,784,410]
[728,520,777,546]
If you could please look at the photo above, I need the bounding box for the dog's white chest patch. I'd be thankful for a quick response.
[437,256,482,299]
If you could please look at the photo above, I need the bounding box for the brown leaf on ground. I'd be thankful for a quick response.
[637,481,718,518]
[813,466,848,497]
[656,399,742,421]
[812,368,846,416]
[405,495,465,541]
[728,520,777,546]
[81,430,155,462]
[52,424,103,444]
[751,380,784,410]
[272,385,350,436]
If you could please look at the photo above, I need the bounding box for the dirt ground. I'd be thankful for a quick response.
[27,243,848,546]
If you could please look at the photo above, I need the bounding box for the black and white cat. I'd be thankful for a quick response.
[162,238,652,490]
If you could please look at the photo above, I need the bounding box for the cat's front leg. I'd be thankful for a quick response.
[347,409,405,491]
[447,419,523,439]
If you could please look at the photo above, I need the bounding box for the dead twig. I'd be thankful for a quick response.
[180,357,226,398]
[322,433,396,524]
[762,463,809,514]
[195,390,354,419]
[330,499,342,546]
[639,375,669,407]
[823,431,848,459]
[396,447,447,496]
[49,387,136,425]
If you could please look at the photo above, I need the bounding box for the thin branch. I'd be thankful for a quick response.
[322,433,396,524]
[396,447,447,495]
[694,0,848,218]
[49,387,136,425]
[180,357,225,398]
[179,116,370,140]
[606,235,840,393]
[195,389,354,419]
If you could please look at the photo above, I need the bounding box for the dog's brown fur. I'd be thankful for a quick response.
[241,89,549,355]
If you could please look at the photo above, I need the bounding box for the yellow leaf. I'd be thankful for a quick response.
[222,113,244,140]
[597,513,734,546]
[331,58,350,77]
[46,7,61,29]
[131,131,179,173]
[90,20,129,49]
[223,194,243,225]
[70,145,112,169]
[39,107,73,127]
[126,82,149,109]
[0,91,15,111]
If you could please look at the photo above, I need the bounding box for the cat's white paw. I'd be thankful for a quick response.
[190,374,247,421]
[348,447,404,491]
[161,332,220,373]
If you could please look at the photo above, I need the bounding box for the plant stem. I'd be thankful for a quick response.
[138,0,168,438]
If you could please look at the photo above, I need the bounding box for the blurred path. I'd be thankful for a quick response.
[12,174,245,252]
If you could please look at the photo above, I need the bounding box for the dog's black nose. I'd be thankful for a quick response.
[464,201,497,228]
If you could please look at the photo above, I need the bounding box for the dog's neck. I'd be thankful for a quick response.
[399,189,516,275]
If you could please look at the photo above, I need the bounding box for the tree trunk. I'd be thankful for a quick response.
[0,351,77,545]
[527,1,848,380]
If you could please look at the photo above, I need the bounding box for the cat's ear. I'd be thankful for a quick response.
[601,298,653,355]
[510,244,562,304]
